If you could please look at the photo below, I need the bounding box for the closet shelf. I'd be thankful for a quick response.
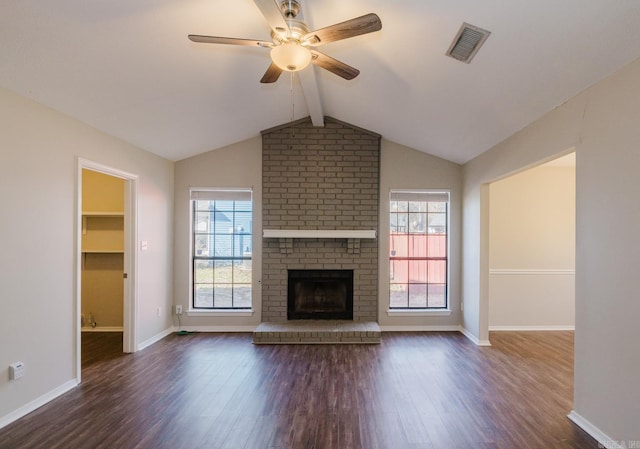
[82,211,124,217]
[82,250,124,254]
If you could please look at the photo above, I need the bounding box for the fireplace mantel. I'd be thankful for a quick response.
[263,229,376,255]
[263,230,377,239]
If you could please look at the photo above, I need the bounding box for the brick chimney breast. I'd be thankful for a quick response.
[261,117,380,322]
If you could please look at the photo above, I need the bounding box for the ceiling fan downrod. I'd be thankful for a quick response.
[280,0,301,19]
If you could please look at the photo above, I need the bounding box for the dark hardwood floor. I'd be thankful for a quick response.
[0,331,598,449]
[81,331,124,370]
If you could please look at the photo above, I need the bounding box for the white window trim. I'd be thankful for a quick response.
[388,189,451,311]
[387,309,451,317]
[189,187,254,311]
[187,309,254,317]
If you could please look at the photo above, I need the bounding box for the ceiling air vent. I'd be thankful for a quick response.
[446,22,491,63]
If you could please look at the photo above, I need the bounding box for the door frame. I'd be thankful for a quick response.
[75,158,139,382]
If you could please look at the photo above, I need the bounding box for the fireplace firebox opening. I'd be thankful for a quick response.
[287,270,354,320]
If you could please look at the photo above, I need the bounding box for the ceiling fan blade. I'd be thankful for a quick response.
[310,51,360,80]
[188,35,272,47]
[303,13,382,46]
[260,63,284,83]
[253,0,290,38]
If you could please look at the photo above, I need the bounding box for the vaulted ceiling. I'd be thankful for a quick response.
[2,0,640,163]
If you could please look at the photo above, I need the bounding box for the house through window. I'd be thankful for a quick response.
[390,190,449,309]
[191,189,252,309]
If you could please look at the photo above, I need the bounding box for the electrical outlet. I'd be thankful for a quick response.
[175,305,183,315]
[9,362,24,380]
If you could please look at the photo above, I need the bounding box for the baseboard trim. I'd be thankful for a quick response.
[460,327,492,346]
[380,325,462,332]
[81,326,124,332]
[568,411,623,449]
[137,327,175,351]
[182,325,466,333]
[489,325,575,331]
[0,379,78,430]
[178,325,258,333]
[490,269,575,275]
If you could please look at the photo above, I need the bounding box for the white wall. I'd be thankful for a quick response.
[0,87,174,424]
[462,57,640,443]
[173,137,263,330]
[378,140,463,329]
[489,164,575,329]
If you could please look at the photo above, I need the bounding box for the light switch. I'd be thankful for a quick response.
[140,241,148,251]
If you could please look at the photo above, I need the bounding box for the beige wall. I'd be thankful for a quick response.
[490,165,575,269]
[463,57,640,443]
[174,135,464,330]
[173,136,263,330]
[489,164,575,328]
[0,87,174,423]
[378,140,463,329]
[572,57,640,444]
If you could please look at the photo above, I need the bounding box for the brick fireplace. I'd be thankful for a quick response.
[261,117,380,323]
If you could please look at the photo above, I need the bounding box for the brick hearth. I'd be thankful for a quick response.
[253,320,381,344]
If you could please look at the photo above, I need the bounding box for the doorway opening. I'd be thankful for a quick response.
[76,159,138,382]
[487,152,576,332]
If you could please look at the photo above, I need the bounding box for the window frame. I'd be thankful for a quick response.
[388,189,450,312]
[189,188,253,313]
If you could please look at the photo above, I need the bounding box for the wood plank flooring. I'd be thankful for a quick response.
[0,331,599,449]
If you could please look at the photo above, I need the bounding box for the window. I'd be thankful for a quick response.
[191,189,252,309]
[389,190,449,309]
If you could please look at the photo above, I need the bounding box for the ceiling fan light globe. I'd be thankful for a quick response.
[271,42,312,72]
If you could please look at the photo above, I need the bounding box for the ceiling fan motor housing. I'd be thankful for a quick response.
[270,19,309,44]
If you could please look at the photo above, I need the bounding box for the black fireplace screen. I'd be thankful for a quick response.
[287,270,354,320]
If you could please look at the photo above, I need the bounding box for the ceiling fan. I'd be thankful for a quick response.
[188,0,382,83]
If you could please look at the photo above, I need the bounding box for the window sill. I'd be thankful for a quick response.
[187,309,254,317]
[387,309,451,317]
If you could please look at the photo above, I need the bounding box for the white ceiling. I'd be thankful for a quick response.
[2,0,640,164]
